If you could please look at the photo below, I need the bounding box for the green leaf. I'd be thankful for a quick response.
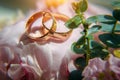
[115,23,120,32]
[86,25,101,40]
[68,57,87,80]
[71,42,86,54]
[112,9,120,21]
[111,1,120,7]
[88,25,101,35]
[90,41,109,59]
[76,35,86,45]
[78,0,88,12]
[74,57,86,70]
[87,34,94,40]
[99,33,120,48]
[90,41,103,49]
[65,15,82,29]
[72,2,79,13]
[69,70,83,80]
[86,15,116,24]
[101,23,120,32]
[71,36,87,54]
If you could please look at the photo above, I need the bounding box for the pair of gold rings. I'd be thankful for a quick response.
[20,11,72,45]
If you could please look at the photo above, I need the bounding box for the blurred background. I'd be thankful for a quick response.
[0,0,37,29]
[0,0,115,29]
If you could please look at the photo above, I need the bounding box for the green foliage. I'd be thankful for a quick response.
[90,41,109,59]
[72,42,87,54]
[74,57,87,70]
[78,0,88,13]
[75,35,86,45]
[114,23,120,32]
[112,9,120,21]
[86,14,120,33]
[86,15,116,24]
[72,0,88,13]
[65,15,82,29]
[71,36,86,54]
[69,70,83,80]
[88,25,101,35]
[111,0,120,8]
[72,40,109,59]
[101,23,120,32]
[66,0,120,78]
[99,33,120,48]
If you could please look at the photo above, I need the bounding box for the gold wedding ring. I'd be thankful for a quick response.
[20,11,72,44]
[42,13,73,42]
[20,11,56,44]
[25,11,57,40]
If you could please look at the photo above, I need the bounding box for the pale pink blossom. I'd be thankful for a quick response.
[109,54,120,79]
[109,54,120,74]
[82,55,120,80]
[82,58,107,80]
[0,12,80,80]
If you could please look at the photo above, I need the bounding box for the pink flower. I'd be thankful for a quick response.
[82,55,120,80]
[109,54,120,79]
[8,64,39,80]
[0,16,80,80]
[109,54,120,74]
[82,58,107,80]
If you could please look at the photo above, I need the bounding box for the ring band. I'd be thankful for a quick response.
[42,13,73,42]
[25,11,57,40]
[20,11,57,44]
[20,11,72,44]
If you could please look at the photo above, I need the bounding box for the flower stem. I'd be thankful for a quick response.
[86,37,90,64]
[84,26,90,64]
[112,21,117,34]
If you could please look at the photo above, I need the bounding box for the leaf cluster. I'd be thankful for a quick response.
[65,0,120,79]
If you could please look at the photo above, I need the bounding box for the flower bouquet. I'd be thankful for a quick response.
[0,0,120,80]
